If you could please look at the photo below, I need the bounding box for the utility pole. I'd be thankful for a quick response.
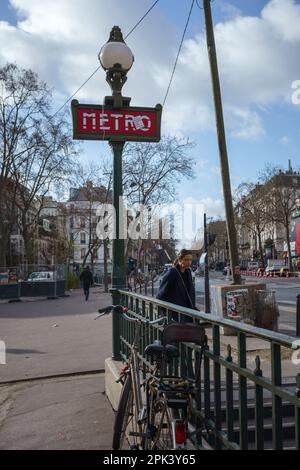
[204,213,210,313]
[203,0,241,284]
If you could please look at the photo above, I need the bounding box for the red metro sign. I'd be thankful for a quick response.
[71,100,162,142]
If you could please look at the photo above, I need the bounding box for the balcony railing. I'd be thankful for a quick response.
[114,289,300,450]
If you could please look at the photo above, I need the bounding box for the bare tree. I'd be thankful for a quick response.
[207,219,227,265]
[42,203,74,266]
[260,165,300,272]
[235,182,270,267]
[122,136,195,206]
[0,63,78,265]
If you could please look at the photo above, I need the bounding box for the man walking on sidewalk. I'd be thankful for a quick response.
[80,266,94,301]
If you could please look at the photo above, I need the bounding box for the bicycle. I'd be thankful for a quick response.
[95,304,208,450]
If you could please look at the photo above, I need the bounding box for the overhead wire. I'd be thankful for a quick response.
[52,67,101,118]
[162,0,195,108]
[124,0,160,40]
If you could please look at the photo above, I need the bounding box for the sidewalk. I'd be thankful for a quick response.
[0,373,114,450]
[0,289,115,450]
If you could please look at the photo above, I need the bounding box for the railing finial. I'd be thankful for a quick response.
[254,355,263,377]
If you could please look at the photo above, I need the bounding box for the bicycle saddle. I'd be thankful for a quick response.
[144,343,179,361]
[162,323,206,346]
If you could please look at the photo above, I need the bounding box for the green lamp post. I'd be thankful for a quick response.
[99,26,134,360]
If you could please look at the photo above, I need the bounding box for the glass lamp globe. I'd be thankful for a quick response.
[99,41,134,72]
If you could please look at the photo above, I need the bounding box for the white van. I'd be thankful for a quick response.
[27,271,54,282]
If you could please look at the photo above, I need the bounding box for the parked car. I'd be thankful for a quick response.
[27,271,54,282]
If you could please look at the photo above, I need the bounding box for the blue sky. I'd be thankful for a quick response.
[1,0,300,220]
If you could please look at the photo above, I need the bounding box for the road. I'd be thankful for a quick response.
[150,270,299,334]
[195,271,300,304]
[193,271,300,334]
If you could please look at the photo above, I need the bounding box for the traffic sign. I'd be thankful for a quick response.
[71,100,162,142]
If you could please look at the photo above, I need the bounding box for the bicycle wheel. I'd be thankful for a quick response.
[112,374,144,450]
[149,397,173,450]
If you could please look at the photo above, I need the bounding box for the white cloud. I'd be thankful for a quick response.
[280,135,290,144]
[262,0,300,42]
[227,107,266,140]
[0,0,300,140]
[195,197,225,219]
[217,1,242,21]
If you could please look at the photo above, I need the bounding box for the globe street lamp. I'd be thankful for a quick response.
[99,26,134,360]
[99,25,134,107]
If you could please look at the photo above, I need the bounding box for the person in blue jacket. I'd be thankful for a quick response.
[156,249,196,322]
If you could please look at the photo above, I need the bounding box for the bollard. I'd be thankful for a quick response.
[297,295,300,337]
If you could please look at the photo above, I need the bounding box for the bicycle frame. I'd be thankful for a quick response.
[97,305,205,450]
[128,321,144,428]
[114,308,167,448]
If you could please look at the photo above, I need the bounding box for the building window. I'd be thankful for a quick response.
[80,217,85,228]
[70,217,74,229]
[81,248,86,259]
[80,233,86,244]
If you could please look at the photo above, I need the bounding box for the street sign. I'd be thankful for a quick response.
[71,100,162,142]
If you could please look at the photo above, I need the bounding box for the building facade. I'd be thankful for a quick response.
[236,163,300,268]
[65,182,112,275]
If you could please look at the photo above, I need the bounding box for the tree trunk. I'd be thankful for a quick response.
[22,218,35,266]
[257,231,264,267]
[285,222,294,273]
[0,229,9,268]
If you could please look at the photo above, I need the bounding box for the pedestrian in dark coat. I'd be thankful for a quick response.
[156,249,196,322]
[80,266,93,301]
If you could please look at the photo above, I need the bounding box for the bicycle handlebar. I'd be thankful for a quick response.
[95,304,167,325]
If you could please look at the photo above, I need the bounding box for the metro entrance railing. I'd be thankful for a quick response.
[112,289,300,450]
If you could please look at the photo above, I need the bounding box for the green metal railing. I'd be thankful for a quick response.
[114,289,300,450]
